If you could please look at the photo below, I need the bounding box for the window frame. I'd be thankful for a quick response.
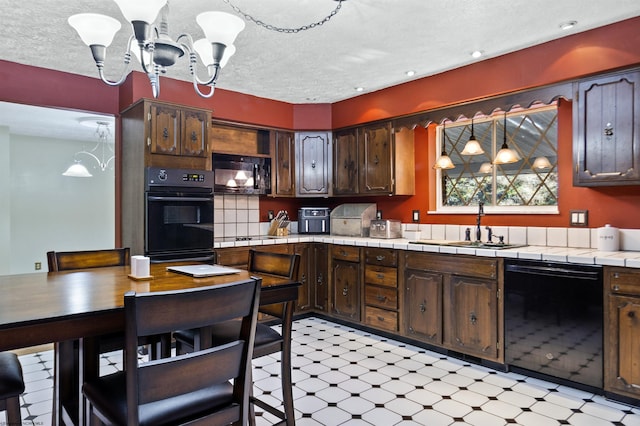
[433,105,559,215]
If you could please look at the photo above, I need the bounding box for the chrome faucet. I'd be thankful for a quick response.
[475,202,484,242]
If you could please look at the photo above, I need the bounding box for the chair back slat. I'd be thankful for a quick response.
[133,281,258,336]
[138,342,243,403]
[47,248,130,271]
[124,278,261,425]
[248,250,300,280]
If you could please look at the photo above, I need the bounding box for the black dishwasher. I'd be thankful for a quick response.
[504,259,603,389]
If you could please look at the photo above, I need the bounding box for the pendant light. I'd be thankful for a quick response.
[532,156,553,170]
[461,118,485,155]
[433,122,455,170]
[493,113,520,165]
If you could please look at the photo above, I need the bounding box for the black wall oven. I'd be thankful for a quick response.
[145,167,214,262]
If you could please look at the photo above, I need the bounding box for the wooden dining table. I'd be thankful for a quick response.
[0,261,299,426]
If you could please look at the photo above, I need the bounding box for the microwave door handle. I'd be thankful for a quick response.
[253,164,259,189]
[322,220,326,233]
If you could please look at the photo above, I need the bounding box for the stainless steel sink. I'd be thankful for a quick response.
[409,240,526,250]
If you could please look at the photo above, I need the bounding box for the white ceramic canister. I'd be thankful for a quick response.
[597,224,619,251]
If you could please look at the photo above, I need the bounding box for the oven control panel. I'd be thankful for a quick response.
[146,167,214,189]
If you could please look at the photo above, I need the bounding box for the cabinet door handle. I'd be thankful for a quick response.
[190,130,197,142]
[311,160,316,169]
[376,273,384,279]
[376,295,387,302]
[419,302,426,313]
[376,255,385,261]
[317,273,323,286]
[613,285,620,291]
[470,312,477,325]
[628,311,636,319]
[604,123,614,137]
[374,155,379,165]
[377,316,385,322]
[162,127,169,139]
[342,286,349,297]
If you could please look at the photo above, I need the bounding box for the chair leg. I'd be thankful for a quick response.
[280,302,296,426]
[5,395,22,426]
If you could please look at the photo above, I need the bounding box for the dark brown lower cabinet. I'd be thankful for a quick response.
[403,268,443,345]
[330,245,361,321]
[295,242,329,313]
[443,275,498,359]
[605,267,640,400]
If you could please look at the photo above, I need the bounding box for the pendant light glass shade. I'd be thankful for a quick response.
[461,139,484,155]
[434,123,455,169]
[461,119,485,155]
[63,162,93,178]
[196,11,246,47]
[68,14,121,47]
[493,113,520,165]
[532,156,552,170]
[113,0,167,24]
[434,152,455,169]
[478,162,493,174]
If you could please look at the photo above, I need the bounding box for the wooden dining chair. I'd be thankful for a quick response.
[0,352,25,426]
[174,249,301,426]
[83,278,262,426]
[47,248,130,272]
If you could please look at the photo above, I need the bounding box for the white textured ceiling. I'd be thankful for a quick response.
[2,0,640,105]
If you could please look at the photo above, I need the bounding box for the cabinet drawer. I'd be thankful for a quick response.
[365,306,398,332]
[364,248,397,267]
[364,265,397,287]
[331,245,360,262]
[365,285,397,310]
[609,270,640,296]
[404,252,498,280]
[364,306,398,331]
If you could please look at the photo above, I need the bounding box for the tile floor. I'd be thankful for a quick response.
[10,317,640,426]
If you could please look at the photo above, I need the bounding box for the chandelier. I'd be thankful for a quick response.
[68,0,245,98]
[63,120,115,178]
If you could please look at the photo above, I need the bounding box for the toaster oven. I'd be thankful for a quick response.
[298,208,330,234]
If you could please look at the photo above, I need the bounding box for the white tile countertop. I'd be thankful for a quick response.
[214,234,640,268]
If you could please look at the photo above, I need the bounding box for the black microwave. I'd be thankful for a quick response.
[212,153,271,195]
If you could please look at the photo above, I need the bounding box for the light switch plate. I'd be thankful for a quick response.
[569,209,588,227]
[412,210,420,222]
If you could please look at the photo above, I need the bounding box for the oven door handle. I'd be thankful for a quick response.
[147,196,212,202]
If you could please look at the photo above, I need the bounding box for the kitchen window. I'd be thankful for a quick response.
[436,105,558,214]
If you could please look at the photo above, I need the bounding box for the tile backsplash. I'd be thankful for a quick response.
[401,223,640,251]
[214,194,261,238]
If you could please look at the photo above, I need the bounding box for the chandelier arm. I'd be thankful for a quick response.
[91,48,132,87]
[192,79,216,98]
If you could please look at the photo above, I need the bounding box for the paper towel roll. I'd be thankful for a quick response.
[131,255,149,277]
[597,224,619,252]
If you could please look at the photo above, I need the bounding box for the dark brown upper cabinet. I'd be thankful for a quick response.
[574,69,640,186]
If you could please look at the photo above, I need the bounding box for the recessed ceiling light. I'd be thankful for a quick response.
[406,70,416,77]
[355,87,364,92]
[471,50,483,59]
[560,20,577,30]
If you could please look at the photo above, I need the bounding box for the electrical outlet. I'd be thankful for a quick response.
[570,209,588,227]
[412,210,420,222]
[268,210,275,221]
[35,262,41,270]
[376,210,383,220]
